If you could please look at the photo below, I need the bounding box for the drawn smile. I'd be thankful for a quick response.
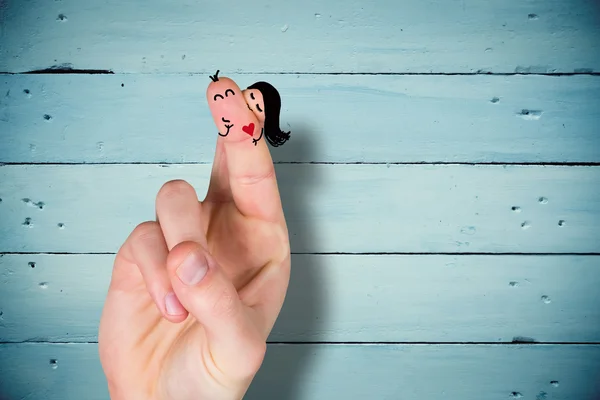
[219,117,233,137]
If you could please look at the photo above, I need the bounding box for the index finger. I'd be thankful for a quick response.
[206,72,283,222]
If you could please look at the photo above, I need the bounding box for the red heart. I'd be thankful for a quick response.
[242,123,255,136]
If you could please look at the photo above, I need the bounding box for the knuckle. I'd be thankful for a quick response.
[235,166,276,187]
[130,221,162,248]
[209,286,239,319]
[156,179,195,204]
[274,225,291,261]
[236,337,267,379]
[247,340,267,372]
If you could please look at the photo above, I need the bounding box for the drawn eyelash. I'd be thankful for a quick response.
[214,94,224,101]
[225,89,235,97]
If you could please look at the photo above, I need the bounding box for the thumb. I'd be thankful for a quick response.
[167,241,266,379]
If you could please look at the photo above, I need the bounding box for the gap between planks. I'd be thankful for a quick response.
[3,70,600,77]
[2,162,600,166]
[2,341,600,345]
[3,252,600,256]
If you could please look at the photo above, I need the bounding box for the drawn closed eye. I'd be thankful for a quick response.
[225,89,235,97]
[256,103,263,113]
[214,94,224,101]
[250,92,255,100]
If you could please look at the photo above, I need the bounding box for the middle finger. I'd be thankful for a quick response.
[156,179,208,251]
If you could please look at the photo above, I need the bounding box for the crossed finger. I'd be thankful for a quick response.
[206,71,289,223]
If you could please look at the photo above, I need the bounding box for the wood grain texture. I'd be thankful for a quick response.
[1,343,599,400]
[0,164,598,254]
[1,254,599,343]
[2,74,600,164]
[1,0,599,397]
[1,0,599,74]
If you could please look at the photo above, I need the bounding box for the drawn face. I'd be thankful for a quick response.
[213,89,236,136]
[243,89,266,125]
[207,77,259,140]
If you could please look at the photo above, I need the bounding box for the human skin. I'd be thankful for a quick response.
[243,88,266,125]
[98,75,291,400]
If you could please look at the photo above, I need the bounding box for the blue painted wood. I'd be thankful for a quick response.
[1,0,599,398]
[0,164,598,253]
[1,343,599,400]
[1,74,599,163]
[1,0,599,73]
[1,254,599,343]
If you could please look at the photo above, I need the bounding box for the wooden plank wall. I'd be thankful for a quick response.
[1,1,599,399]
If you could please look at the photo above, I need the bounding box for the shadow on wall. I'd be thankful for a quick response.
[245,121,328,400]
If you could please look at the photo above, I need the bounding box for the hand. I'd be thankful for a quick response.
[98,75,291,400]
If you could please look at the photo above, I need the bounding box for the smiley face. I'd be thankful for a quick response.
[210,85,238,137]
[206,73,261,143]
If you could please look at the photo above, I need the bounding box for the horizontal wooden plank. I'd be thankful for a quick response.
[2,74,600,163]
[1,0,599,73]
[1,254,599,343]
[0,343,598,400]
[0,164,599,253]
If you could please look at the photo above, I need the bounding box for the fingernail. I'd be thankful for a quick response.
[176,250,208,286]
[165,292,186,316]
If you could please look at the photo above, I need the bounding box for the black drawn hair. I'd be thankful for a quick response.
[210,70,220,82]
[247,81,291,147]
